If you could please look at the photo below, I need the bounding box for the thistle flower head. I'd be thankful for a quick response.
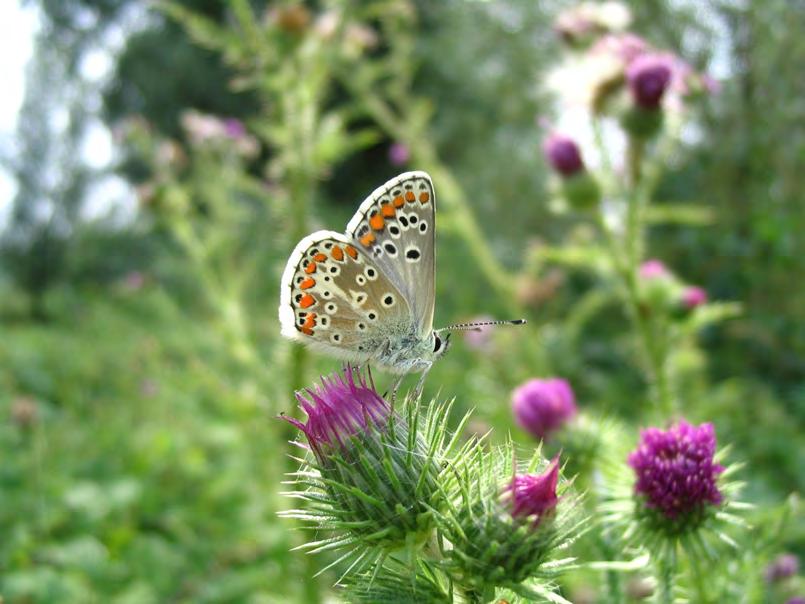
[512,378,578,441]
[284,367,390,459]
[543,133,585,177]
[504,455,560,523]
[639,258,670,279]
[282,369,452,576]
[629,420,724,521]
[434,445,583,595]
[681,285,708,309]
[627,53,674,109]
[765,553,799,583]
[388,142,410,166]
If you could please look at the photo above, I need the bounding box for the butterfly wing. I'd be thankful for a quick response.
[279,231,414,365]
[345,171,436,338]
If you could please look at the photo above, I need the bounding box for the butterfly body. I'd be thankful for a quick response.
[279,171,449,375]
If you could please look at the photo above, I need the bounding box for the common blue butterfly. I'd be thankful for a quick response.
[278,171,524,386]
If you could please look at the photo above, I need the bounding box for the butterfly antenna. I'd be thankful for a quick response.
[440,318,527,333]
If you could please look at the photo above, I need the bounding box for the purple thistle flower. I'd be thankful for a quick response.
[388,142,410,166]
[639,258,669,280]
[627,53,674,109]
[283,367,390,458]
[765,553,799,583]
[512,378,578,441]
[223,118,246,138]
[681,286,708,309]
[628,420,724,519]
[504,456,560,524]
[543,133,585,177]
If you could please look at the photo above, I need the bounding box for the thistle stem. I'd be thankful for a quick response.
[656,551,677,604]
[593,124,675,417]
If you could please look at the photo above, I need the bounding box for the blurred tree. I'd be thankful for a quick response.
[1,27,92,318]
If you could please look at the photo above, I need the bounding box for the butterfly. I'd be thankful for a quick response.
[278,171,524,389]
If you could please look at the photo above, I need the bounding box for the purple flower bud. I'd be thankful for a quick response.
[765,553,799,583]
[639,259,669,280]
[627,53,673,109]
[223,118,246,138]
[284,367,390,458]
[388,142,410,166]
[504,455,560,524]
[543,133,585,177]
[628,420,724,519]
[512,378,578,441]
[681,286,708,309]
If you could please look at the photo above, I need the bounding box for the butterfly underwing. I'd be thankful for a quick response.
[279,171,449,376]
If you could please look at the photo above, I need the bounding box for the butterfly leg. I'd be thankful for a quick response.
[388,374,405,404]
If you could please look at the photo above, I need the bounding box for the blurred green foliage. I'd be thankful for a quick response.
[1,0,804,602]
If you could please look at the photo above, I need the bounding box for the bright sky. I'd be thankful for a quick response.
[0,2,38,223]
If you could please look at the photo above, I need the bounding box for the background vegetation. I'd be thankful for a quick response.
[1,0,803,602]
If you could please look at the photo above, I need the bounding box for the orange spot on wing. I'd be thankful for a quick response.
[393,195,405,208]
[359,233,376,247]
[303,312,317,329]
[369,214,385,231]
[405,191,416,203]
[331,245,344,261]
[345,245,358,259]
[313,253,327,262]
[299,294,315,308]
[299,278,315,290]
[381,203,396,218]
[419,191,430,204]
[300,326,313,335]
[304,262,317,274]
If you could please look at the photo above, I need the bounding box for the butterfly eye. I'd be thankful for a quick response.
[433,334,442,353]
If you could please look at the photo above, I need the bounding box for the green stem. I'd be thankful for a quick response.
[656,551,677,604]
[594,126,675,417]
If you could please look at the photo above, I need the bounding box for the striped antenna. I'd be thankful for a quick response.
[440,318,527,332]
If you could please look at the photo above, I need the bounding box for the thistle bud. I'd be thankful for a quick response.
[638,259,679,313]
[512,378,577,441]
[282,368,441,555]
[627,53,673,110]
[639,259,669,279]
[765,553,799,583]
[543,133,584,177]
[435,448,580,595]
[388,142,410,166]
[681,285,708,309]
[504,456,561,523]
[628,420,724,533]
